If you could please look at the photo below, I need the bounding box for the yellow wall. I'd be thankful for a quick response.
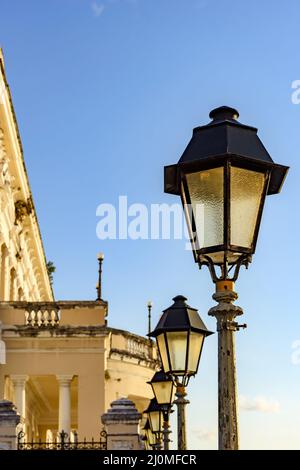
[0,302,157,441]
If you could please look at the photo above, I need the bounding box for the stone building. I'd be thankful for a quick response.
[0,49,157,442]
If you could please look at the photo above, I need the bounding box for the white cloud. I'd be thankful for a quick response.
[193,428,217,442]
[239,395,280,414]
[91,2,105,17]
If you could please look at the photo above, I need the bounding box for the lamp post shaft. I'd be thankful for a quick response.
[163,412,170,451]
[148,304,152,337]
[174,384,189,450]
[208,284,243,450]
[153,438,162,451]
[97,258,103,301]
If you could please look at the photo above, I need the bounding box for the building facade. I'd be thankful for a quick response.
[0,49,52,303]
[0,49,157,443]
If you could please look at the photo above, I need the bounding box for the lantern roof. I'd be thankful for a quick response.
[165,106,288,196]
[144,397,162,414]
[149,295,213,337]
[147,369,173,385]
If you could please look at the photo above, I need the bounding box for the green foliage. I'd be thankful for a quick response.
[46,260,56,286]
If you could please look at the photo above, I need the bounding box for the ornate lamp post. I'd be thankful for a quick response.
[147,301,152,336]
[96,252,104,301]
[149,295,213,450]
[144,398,164,450]
[148,370,175,450]
[164,106,289,450]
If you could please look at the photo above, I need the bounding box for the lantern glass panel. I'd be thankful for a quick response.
[152,380,175,406]
[146,428,156,446]
[230,167,265,248]
[187,331,204,373]
[144,441,150,450]
[166,331,188,373]
[186,167,224,250]
[157,334,170,373]
[149,410,161,434]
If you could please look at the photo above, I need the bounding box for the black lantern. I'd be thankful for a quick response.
[149,295,213,386]
[148,370,175,408]
[144,398,163,435]
[164,106,289,280]
[143,419,156,448]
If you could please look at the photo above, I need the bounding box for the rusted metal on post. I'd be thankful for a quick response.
[208,282,244,451]
[162,412,171,451]
[174,384,189,450]
[153,437,162,451]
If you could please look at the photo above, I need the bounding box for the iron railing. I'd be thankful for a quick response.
[17,429,107,450]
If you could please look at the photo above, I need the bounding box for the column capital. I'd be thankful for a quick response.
[10,375,28,386]
[56,375,73,386]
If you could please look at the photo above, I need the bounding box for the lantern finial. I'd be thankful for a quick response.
[209,105,239,121]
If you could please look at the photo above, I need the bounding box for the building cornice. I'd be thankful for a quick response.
[0,300,108,309]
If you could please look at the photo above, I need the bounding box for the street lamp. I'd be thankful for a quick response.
[143,419,156,450]
[164,106,289,449]
[144,398,164,450]
[96,252,104,301]
[147,301,152,336]
[148,370,175,450]
[149,370,175,407]
[149,295,213,450]
[165,106,288,279]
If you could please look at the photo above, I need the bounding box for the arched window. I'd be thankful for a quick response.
[18,287,24,301]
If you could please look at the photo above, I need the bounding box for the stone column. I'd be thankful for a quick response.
[0,400,21,450]
[101,398,142,450]
[10,375,28,424]
[208,281,244,451]
[56,375,73,436]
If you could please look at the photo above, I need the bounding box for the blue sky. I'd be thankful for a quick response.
[1,0,300,449]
